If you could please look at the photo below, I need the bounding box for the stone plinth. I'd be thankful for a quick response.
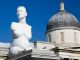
[8,50,32,60]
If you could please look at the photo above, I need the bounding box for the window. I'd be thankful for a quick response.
[74,32,78,44]
[48,34,51,42]
[61,32,64,43]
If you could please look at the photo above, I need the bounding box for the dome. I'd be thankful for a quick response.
[46,3,80,33]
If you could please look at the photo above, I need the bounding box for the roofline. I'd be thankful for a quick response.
[45,27,80,34]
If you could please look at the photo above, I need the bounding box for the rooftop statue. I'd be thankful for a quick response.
[9,6,32,55]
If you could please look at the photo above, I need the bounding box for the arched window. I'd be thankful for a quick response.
[48,34,51,42]
[61,32,64,43]
[74,32,78,44]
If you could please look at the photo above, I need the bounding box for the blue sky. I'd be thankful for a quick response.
[0,0,80,43]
